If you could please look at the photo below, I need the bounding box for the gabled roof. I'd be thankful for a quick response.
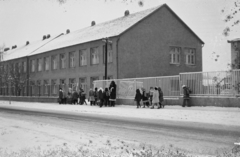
[32,5,163,55]
[2,4,204,61]
[1,34,63,62]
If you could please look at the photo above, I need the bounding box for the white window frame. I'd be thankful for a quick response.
[31,60,35,72]
[23,61,27,73]
[103,44,113,63]
[170,47,181,64]
[185,48,196,65]
[52,55,57,70]
[69,52,76,68]
[91,47,99,65]
[79,50,87,66]
[51,79,57,95]
[44,57,50,71]
[60,54,66,69]
[37,58,42,72]
[44,80,49,95]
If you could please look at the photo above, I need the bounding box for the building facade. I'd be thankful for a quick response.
[0,4,204,98]
[228,38,240,69]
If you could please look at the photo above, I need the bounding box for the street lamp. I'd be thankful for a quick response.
[102,38,112,80]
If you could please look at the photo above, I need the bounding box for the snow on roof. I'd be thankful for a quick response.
[32,5,162,55]
[228,38,240,43]
[2,34,63,62]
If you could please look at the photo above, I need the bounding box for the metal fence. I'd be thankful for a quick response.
[94,69,240,99]
[180,69,240,96]
[93,75,180,99]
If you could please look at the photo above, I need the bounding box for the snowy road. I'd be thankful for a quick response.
[0,105,239,155]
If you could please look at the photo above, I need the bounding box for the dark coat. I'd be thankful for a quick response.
[109,83,117,100]
[158,89,164,103]
[59,91,63,99]
[134,89,142,102]
[72,91,79,100]
[183,87,190,99]
[98,90,103,100]
[142,91,148,102]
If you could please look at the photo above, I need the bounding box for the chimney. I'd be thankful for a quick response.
[43,35,47,40]
[66,29,70,34]
[91,21,96,26]
[26,41,29,45]
[124,10,130,16]
[47,34,51,39]
[11,45,17,49]
[4,48,9,52]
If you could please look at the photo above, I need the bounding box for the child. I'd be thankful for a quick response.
[142,88,149,108]
[134,89,142,108]
[88,88,95,106]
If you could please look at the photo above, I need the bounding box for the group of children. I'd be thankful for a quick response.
[134,87,164,109]
[58,87,87,105]
[88,81,117,107]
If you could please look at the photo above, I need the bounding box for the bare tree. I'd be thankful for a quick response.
[222,0,240,36]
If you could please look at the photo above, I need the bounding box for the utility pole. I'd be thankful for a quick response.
[102,38,112,80]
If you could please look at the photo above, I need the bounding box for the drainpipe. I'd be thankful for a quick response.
[116,37,120,79]
[26,56,30,96]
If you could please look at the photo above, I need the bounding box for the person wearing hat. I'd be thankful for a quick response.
[182,85,190,107]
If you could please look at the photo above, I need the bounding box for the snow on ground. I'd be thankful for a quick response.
[0,100,240,126]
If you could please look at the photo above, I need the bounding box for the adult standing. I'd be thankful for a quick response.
[150,87,160,109]
[58,88,63,104]
[158,87,164,108]
[109,81,117,107]
[182,85,191,107]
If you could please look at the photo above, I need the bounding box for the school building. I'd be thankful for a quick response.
[0,4,204,99]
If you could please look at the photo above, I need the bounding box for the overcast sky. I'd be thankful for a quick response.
[0,0,239,71]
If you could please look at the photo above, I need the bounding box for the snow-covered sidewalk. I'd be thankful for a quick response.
[0,100,240,126]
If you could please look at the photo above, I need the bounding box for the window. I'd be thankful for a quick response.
[51,79,57,95]
[69,78,76,91]
[185,48,196,65]
[79,50,87,66]
[36,80,41,96]
[69,52,76,68]
[90,47,99,65]
[60,54,66,69]
[23,61,27,73]
[44,57,50,71]
[170,47,181,64]
[103,44,113,63]
[52,55,57,70]
[30,81,35,96]
[37,58,42,72]
[79,77,87,92]
[31,60,35,72]
[44,80,49,95]
[18,62,21,73]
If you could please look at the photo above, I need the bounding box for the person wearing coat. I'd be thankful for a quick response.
[58,88,63,104]
[103,87,110,107]
[98,88,104,107]
[151,87,160,109]
[134,89,142,108]
[182,85,191,107]
[109,81,117,107]
[158,87,164,108]
[88,88,95,106]
[142,88,149,108]
[72,90,79,105]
